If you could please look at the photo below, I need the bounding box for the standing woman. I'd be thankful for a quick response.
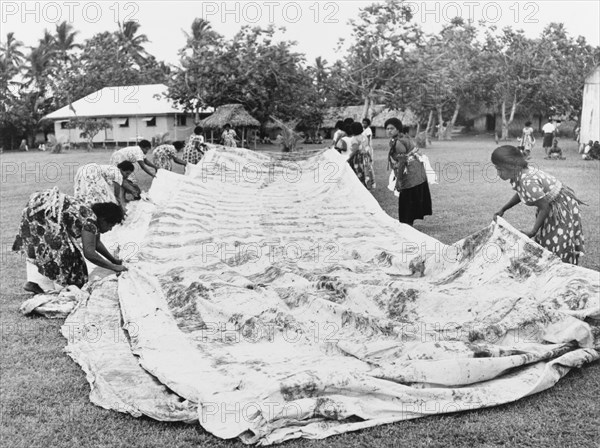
[385,118,432,226]
[346,122,375,189]
[183,126,208,165]
[221,123,238,147]
[13,188,127,294]
[492,145,584,264]
[520,121,536,158]
[153,141,187,171]
[74,161,134,215]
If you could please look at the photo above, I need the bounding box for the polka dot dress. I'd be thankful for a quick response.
[510,168,584,264]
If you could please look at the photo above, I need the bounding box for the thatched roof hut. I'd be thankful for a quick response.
[199,104,260,148]
[199,104,260,129]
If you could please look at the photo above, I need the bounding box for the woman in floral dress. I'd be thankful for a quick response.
[221,123,238,147]
[493,145,584,264]
[13,188,127,293]
[183,126,208,164]
[153,141,186,171]
[74,161,134,214]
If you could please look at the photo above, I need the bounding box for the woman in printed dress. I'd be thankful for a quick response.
[110,139,157,199]
[74,161,134,215]
[386,118,432,226]
[221,123,238,147]
[519,121,536,158]
[492,145,584,264]
[346,122,375,189]
[13,188,127,294]
[153,141,187,171]
[183,126,208,164]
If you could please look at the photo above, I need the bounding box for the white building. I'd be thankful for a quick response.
[44,84,212,147]
[580,65,600,144]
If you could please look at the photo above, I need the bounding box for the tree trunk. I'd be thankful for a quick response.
[501,96,517,140]
[425,110,434,142]
[361,95,372,121]
[501,100,508,141]
[436,107,444,141]
[445,101,461,140]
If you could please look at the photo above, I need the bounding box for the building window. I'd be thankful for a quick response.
[117,118,129,128]
[60,121,69,129]
[176,115,187,127]
[143,116,156,127]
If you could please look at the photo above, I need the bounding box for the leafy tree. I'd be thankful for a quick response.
[67,117,112,150]
[337,0,423,118]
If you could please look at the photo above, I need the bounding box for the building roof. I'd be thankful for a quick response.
[322,105,418,128]
[199,104,260,129]
[44,84,212,120]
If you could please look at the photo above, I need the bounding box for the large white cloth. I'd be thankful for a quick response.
[59,148,599,445]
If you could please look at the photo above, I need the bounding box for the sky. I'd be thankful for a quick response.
[1,1,599,67]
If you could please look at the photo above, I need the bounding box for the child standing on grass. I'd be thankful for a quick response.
[492,145,584,265]
[519,121,535,158]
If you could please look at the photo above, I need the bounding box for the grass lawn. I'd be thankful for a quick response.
[1,136,599,447]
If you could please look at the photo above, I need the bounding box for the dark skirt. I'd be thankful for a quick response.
[542,133,554,147]
[398,181,432,225]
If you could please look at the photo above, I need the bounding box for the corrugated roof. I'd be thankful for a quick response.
[44,84,213,120]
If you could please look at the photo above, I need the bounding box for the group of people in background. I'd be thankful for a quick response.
[332,116,433,227]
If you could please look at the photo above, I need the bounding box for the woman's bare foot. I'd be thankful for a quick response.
[23,281,45,294]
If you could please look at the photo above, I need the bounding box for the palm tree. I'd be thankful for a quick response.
[1,32,25,69]
[183,18,218,56]
[116,21,149,66]
[54,21,80,65]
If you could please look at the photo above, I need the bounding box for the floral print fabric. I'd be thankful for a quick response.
[12,187,98,287]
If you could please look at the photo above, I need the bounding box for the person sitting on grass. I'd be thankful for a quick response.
[13,188,127,294]
[545,137,565,160]
[153,141,187,171]
[492,145,584,265]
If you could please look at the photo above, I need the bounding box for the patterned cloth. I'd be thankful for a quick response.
[110,146,145,165]
[221,129,237,147]
[347,134,375,189]
[388,137,427,190]
[12,188,98,287]
[153,144,178,171]
[183,134,205,165]
[74,163,123,205]
[510,168,584,264]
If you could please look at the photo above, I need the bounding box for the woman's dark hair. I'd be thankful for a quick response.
[91,202,124,225]
[349,122,364,136]
[402,126,411,135]
[138,139,151,150]
[525,121,532,127]
[117,161,134,172]
[224,123,231,129]
[491,145,528,169]
[344,117,354,126]
[194,126,203,134]
[384,118,403,131]
[173,141,185,150]
[362,118,371,126]
[335,120,344,130]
